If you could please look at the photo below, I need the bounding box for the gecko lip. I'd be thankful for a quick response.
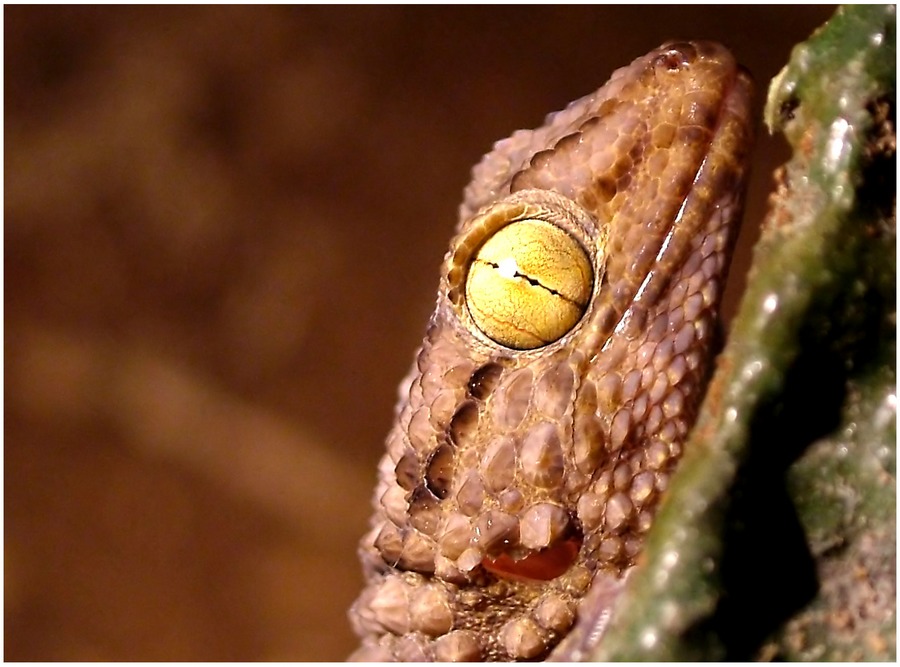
[481,534,583,582]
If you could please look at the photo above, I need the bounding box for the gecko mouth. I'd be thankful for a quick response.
[481,534,583,582]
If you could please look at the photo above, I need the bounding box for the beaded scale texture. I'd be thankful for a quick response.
[350,41,754,661]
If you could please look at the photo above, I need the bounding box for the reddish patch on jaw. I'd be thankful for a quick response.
[482,537,581,582]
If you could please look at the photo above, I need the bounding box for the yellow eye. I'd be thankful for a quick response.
[465,219,593,349]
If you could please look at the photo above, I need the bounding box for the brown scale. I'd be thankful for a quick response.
[350,41,754,661]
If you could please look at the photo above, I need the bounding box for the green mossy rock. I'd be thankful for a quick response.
[591,5,896,660]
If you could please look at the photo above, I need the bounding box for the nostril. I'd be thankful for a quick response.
[481,534,582,582]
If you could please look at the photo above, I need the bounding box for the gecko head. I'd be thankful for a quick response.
[353,39,755,661]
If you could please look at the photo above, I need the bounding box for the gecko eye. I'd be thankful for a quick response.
[464,219,593,350]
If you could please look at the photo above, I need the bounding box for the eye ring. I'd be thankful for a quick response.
[446,191,601,351]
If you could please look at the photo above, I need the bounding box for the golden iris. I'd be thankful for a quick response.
[465,219,592,349]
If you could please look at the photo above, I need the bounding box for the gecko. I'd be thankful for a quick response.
[349,41,754,661]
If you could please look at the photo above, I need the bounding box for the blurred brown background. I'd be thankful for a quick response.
[6,6,834,661]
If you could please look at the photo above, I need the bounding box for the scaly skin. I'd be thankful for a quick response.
[350,41,754,661]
